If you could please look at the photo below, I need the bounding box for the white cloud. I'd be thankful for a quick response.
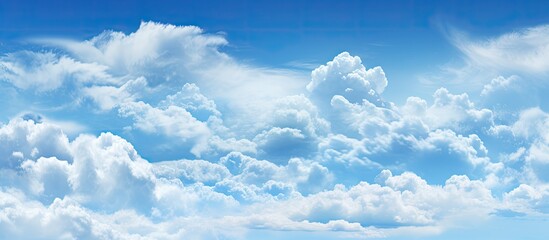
[313,85,494,181]
[152,159,230,185]
[330,94,397,138]
[216,152,333,198]
[4,25,549,239]
[0,51,113,92]
[307,52,387,109]
[503,184,549,214]
[68,133,157,212]
[481,75,519,96]
[509,107,549,140]
[244,170,495,235]
[0,118,71,168]
[0,189,246,240]
[0,117,545,239]
[489,107,549,185]
[453,25,549,75]
[40,22,307,117]
[118,82,256,157]
[118,101,211,156]
[417,129,490,167]
[317,133,382,168]
[37,22,228,87]
[420,88,493,131]
[22,157,71,198]
[83,77,149,111]
[159,83,220,118]
[0,191,122,240]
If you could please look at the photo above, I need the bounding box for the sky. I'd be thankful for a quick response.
[1,0,549,239]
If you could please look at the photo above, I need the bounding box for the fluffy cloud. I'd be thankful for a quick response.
[0,118,71,168]
[307,52,388,108]
[403,88,494,132]
[41,22,307,114]
[481,75,519,96]
[0,117,544,239]
[238,169,496,239]
[503,184,549,214]
[42,22,228,85]
[83,77,149,111]
[311,81,494,184]
[159,83,221,118]
[496,108,549,184]
[251,94,329,161]
[69,133,157,212]
[119,101,211,156]
[0,51,113,92]
[118,82,256,158]
[0,191,120,240]
[3,21,549,239]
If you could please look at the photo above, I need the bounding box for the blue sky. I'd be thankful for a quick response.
[2,0,549,239]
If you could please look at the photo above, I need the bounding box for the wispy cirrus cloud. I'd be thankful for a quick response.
[451,25,549,76]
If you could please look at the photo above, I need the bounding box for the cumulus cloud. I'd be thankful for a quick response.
[83,77,149,111]
[307,52,388,108]
[118,82,256,158]
[403,88,494,132]
[0,118,71,168]
[3,21,549,239]
[309,81,495,184]
[119,101,211,156]
[0,117,544,239]
[159,83,221,118]
[495,108,549,184]
[237,169,496,238]
[481,75,519,96]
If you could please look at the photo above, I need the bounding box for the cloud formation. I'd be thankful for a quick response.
[1,22,549,239]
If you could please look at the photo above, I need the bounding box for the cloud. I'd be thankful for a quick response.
[159,83,221,118]
[509,107,549,140]
[503,184,549,214]
[0,117,544,239]
[481,75,519,96]
[39,22,228,84]
[452,25,549,76]
[307,52,387,109]
[119,101,211,156]
[83,77,149,111]
[404,88,494,132]
[22,157,71,200]
[310,83,495,184]
[39,22,307,115]
[118,82,256,158]
[69,132,157,213]
[3,21,549,238]
[216,152,333,198]
[0,191,120,240]
[504,108,549,184]
[0,51,113,92]
[242,170,496,236]
[0,118,71,168]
